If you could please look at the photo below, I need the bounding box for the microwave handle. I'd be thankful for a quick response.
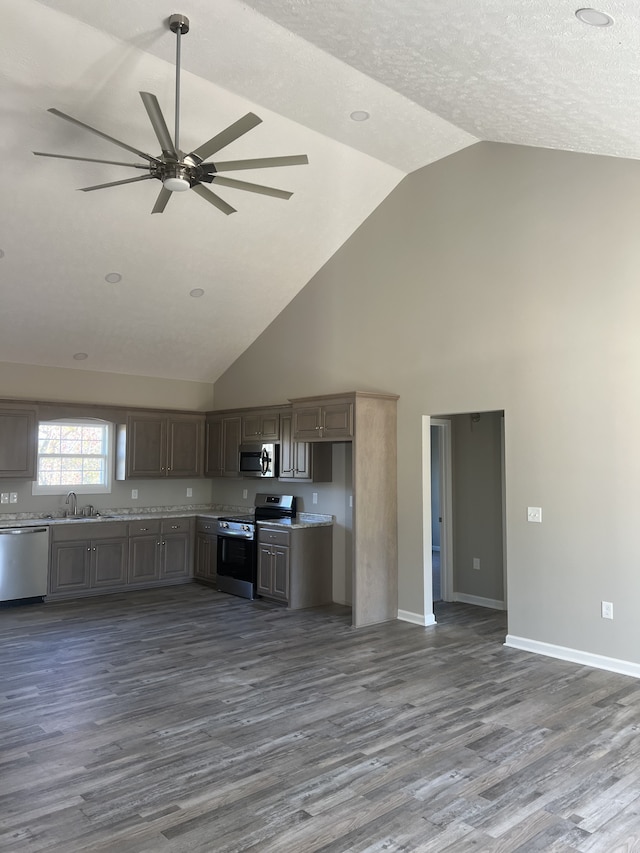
[261,447,269,475]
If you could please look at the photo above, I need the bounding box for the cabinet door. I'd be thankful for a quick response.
[167,416,203,478]
[195,533,217,582]
[292,406,321,440]
[222,417,241,477]
[242,412,280,442]
[126,415,166,477]
[256,544,273,596]
[161,533,191,579]
[49,541,90,594]
[0,406,37,479]
[91,538,128,588]
[278,413,295,478]
[128,535,161,584]
[322,402,353,439]
[204,418,223,477]
[292,442,311,480]
[272,546,290,601]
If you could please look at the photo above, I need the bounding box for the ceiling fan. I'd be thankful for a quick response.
[33,13,309,215]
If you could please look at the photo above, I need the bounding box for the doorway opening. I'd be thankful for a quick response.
[424,411,506,622]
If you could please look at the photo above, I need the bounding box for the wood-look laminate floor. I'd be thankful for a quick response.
[1,587,640,853]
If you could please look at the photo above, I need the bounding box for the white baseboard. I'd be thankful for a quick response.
[397,609,437,627]
[453,592,506,611]
[505,634,640,680]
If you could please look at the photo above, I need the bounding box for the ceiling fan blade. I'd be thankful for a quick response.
[202,154,309,173]
[191,183,236,215]
[211,175,293,200]
[187,113,263,165]
[151,187,172,214]
[78,174,156,192]
[48,108,160,164]
[140,92,178,160]
[33,151,149,169]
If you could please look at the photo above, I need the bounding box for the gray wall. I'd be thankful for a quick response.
[213,141,640,666]
[430,426,441,549]
[450,411,503,603]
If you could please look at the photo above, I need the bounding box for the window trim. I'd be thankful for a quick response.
[32,418,114,496]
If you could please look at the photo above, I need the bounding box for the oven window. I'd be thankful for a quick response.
[217,536,255,581]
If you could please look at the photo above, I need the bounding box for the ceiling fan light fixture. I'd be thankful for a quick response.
[575,8,614,26]
[163,175,190,192]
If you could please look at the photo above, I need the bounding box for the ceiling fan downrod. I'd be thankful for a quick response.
[168,13,189,156]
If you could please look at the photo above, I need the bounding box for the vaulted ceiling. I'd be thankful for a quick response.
[1,0,636,382]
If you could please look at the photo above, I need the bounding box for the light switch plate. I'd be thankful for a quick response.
[527,506,542,523]
[9,493,17,503]
[186,488,192,497]
[131,489,138,499]
[0,493,8,504]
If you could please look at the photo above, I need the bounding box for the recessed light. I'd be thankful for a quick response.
[189,288,205,298]
[105,272,122,283]
[575,8,613,26]
[73,352,88,361]
[350,110,370,122]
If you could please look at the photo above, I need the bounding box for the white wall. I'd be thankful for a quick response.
[0,362,214,410]
[213,141,640,667]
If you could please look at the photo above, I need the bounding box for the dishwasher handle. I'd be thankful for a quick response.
[0,527,48,535]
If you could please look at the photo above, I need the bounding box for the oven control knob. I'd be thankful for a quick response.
[222,522,229,529]
[242,525,249,531]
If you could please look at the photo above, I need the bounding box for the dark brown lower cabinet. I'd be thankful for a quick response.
[128,520,162,585]
[194,520,217,586]
[49,522,128,597]
[160,519,193,580]
[256,524,332,609]
[257,539,289,602]
[49,517,195,600]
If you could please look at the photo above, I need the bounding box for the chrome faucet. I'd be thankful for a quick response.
[65,491,78,517]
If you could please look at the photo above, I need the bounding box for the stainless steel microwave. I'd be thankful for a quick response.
[238,443,279,478]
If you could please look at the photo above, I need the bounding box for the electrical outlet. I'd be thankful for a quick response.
[527,506,542,523]
[0,493,8,504]
[242,489,248,499]
[186,488,192,498]
[312,492,318,505]
[473,557,480,570]
[9,493,17,504]
[131,489,138,499]
[601,601,613,620]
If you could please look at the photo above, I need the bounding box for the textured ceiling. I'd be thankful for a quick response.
[1,0,637,384]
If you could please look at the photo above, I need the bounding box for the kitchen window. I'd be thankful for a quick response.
[32,419,113,495]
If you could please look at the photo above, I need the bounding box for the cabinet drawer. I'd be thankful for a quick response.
[128,519,161,537]
[258,527,290,547]
[161,518,192,534]
[196,518,218,534]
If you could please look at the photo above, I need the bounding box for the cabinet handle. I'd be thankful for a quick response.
[139,527,148,532]
[87,547,91,552]
[170,524,179,529]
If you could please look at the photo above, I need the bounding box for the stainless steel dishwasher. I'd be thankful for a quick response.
[0,526,49,601]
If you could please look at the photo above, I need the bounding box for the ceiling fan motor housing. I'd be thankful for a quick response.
[168,14,189,35]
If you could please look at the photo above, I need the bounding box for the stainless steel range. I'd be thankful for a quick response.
[216,494,296,600]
